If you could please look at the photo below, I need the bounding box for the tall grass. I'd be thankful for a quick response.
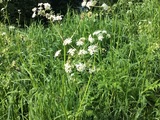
[0,0,160,119]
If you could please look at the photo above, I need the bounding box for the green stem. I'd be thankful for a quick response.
[76,74,92,118]
[64,46,66,64]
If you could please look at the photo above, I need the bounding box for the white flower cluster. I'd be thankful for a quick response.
[54,30,111,74]
[32,3,63,22]
[81,0,109,11]
[81,0,97,9]
[1,32,6,36]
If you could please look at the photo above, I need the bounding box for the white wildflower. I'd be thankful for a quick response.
[79,37,85,41]
[86,0,97,9]
[102,30,107,34]
[76,40,84,46]
[32,7,37,12]
[38,3,43,7]
[18,9,21,14]
[38,6,43,10]
[37,9,45,16]
[78,49,88,55]
[67,48,76,56]
[76,37,85,46]
[88,34,94,43]
[93,30,101,36]
[1,8,5,11]
[32,12,36,18]
[88,45,98,55]
[53,15,63,21]
[75,63,86,72]
[45,13,50,19]
[43,3,51,10]
[107,34,111,38]
[54,50,61,58]
[48,15,55,21]
[97,34,104,41]
[101,3,108,10]
[1,32,6,36]
[64,62,72,73]
[93,30,107,36]
[81,0,87,7]
[89,66,96,73]
[63,38,72,46]
[9,26,15,30]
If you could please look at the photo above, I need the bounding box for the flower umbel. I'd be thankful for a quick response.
[63,38,72,46]
[78,49,88,55]
[64,62,72,73]
[32,3,63,22]
[101,3,108,11]
[88,34,95,43]
[54,50,61,58]
[75,63,86,72]
[76,37,85,46]
[67,48,76,56]
[88,45,98,55]
[43,3,51,10]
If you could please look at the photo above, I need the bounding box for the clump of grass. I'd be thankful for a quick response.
[0,0,160,119]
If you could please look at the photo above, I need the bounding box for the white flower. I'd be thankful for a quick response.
[32,12,36,18]
[43,3,51,10]
[53,15,63,21]
[64,62,72,73]
[107,34,111,38]
[76,40,84,46]
[18,9,21,14]
[78,49,88,55]
[89,66,96,73]
[88,34,94,43]
[101,3,108,10]
[102,30,107,34]
[45,13,50,19]
[88,45,98,55]
[9,26,15,30]
[97,34,104,41]
[93,30,101,36]
[86,0,97,9]
[81,0,87,7]
[75,63,86,72]
[67,48,76,56]
[93,30,107,36]
[76,37,85,46]
[1,8,5,11]
[38,6,43,10]
[63,38,72,45]
[38,3,43,7]
[32,7,37,12]
[54,50,61,58]
[48,15,55,20]
[1,32,6,36]
[37,9,45,16]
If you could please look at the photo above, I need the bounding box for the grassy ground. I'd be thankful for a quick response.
[0,0,160,119]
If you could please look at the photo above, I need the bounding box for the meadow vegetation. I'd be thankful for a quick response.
[0,0,160,119]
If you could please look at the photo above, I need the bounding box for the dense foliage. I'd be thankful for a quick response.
[0,0,119,26]
[0,0,160,119]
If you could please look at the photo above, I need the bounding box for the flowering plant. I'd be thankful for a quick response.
[81,0,109,11]
[54,29,111,78]
[32,3,63,22]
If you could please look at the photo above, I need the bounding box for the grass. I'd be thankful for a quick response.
[0,0,160,119]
